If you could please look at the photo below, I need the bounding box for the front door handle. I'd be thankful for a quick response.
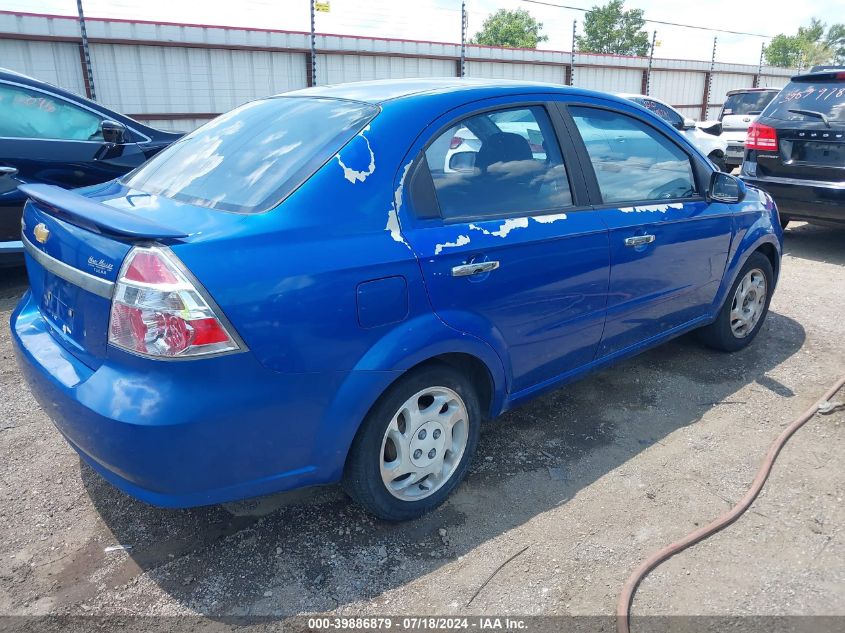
[452,261,500,277]
[624,234,656,247]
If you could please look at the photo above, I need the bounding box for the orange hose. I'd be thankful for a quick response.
[617,373,845,633]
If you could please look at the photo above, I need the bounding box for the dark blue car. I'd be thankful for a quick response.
[11,79,783,521]
[0,68,180,265]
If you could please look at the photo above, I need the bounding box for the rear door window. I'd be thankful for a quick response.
[0,82,103,141]
[570,106,698,204]
[423,105,572,221]
[762,80,845,123]
[124,97,378,214]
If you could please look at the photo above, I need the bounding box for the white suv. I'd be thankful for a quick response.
[718,88,781,169]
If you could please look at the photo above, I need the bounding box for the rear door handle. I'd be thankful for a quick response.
[452,261,500,277]
[624,235,655,247]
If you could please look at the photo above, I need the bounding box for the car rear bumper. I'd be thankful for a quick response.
[725,142,745,166]
[11,291,399,507]
[741,176,845,224]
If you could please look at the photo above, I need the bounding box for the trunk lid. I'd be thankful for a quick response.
[20,180,230,369]
[753,72,845,183]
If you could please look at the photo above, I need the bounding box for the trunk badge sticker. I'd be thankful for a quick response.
[34,223,50,244]
[87,257,114,275]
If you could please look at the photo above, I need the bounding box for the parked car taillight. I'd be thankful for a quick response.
[449,136,464,149]
[108,246,240,358]
[746,122,778,150]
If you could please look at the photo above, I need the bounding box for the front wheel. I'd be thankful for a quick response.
[698,252,774,352]
[342,364,481,521]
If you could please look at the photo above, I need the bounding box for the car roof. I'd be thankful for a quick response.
[0,66,108,111]
[284,77,618,105]
[0,67,177,137]
[725,87,781,95]
[616,92,670,104]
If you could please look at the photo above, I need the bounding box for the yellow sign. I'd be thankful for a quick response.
[315,1,330,11]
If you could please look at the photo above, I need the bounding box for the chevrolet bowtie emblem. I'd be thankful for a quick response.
[33,223,50,244]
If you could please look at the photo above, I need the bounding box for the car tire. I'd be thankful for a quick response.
[342,363,481,521]
[698,252,774,352]
[709,153,728,172]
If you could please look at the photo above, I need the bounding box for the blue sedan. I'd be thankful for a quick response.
[11,79,783,521]
[0,68,180,266]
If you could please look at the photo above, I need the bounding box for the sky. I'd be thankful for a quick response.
[0,0,833,65]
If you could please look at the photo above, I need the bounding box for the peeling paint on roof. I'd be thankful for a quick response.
[336,126,376,184]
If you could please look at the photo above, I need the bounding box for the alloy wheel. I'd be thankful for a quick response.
[730,268,767,338]
[379,386,469,501]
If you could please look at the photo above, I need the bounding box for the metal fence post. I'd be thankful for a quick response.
[569,20,576,86]
[645,30,657,95]
[76,0,96,101]
[309,0,317,87]
[702,36,717,120]
[460,0,467,78]
[754,42,765,88]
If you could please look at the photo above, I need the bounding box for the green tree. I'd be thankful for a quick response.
[576,0,650,57]
[826,24,845,64]
[764,18,844,67]
[471,8,548,49]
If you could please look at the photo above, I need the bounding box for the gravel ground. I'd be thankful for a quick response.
[0,223,842,626]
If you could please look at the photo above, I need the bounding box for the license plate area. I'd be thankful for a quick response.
[34,267,111,369]
[791,141,844,167]
[41,273,82,345]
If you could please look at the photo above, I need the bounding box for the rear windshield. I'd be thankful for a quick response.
[721,91,778,117]
[123,97,378,213]
[762,80,845,123]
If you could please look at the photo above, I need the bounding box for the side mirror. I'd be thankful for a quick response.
[100,120,126,144]
[708,171,746,204]
[448,151,476,172]
[682,118,697,130]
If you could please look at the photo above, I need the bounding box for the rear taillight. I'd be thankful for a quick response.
[449,136,464,149]
[108,246,241,358]
[746,122,778,151]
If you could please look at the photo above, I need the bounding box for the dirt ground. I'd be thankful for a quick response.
[0,223,843,627]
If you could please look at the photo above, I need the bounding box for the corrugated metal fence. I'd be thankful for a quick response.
[0,10,796,131]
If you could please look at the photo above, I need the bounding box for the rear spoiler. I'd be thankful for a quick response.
[19,184,188,239]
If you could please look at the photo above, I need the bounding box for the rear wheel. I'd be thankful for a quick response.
[698,252,774,352]
[343,364,481,521]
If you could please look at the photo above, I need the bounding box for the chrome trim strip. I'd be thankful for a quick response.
[22,234,115,299]
[748,175,845,190]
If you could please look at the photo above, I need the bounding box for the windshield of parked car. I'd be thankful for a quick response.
[721,91,778,117]
[761,79,845,123]
[123,97,378,213]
